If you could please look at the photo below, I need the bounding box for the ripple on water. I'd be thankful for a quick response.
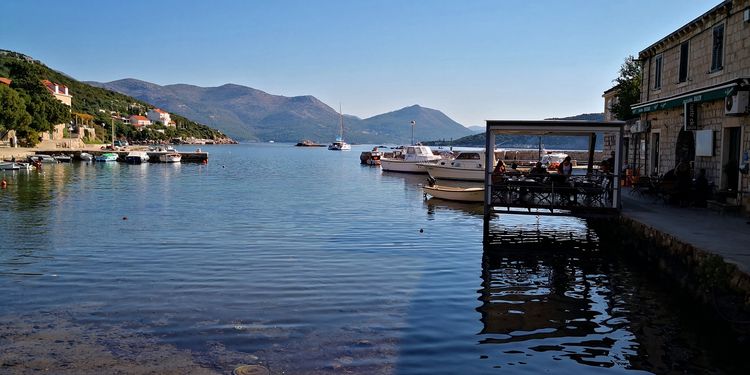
[1,145,749,374]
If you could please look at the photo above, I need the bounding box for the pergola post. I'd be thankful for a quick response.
[484,126,495,243]
[587,132,596,175]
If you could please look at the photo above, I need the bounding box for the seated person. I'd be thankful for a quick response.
[493,160,507,175]
[491,160,507,184]
[507,162,521,176]
[529,162,548,176]
[557,156,573,177]
[600,159,611,174]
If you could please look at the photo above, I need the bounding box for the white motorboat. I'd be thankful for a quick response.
[328,106,351,151]
[95,153,119,162]
[328,140,351,151]
[541,152,569,170]
[54,154,72,163]
[79,152,93,161]
[422,184,485,203]
[29,154,57,163]
[0,161,32,171]
[380,145,443,173]
[125,151,150,164]
[159,152,182,163]
[419,150,504,181]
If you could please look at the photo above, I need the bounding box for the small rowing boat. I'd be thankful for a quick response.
[422,184,484,203]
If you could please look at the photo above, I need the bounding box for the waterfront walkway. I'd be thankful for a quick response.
[621,189,750,273]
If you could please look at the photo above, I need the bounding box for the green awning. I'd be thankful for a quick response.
[632,84,736,114]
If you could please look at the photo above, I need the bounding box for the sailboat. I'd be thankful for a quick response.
[328,105,351,151]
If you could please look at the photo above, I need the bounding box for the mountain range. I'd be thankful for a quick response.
[87,79,474,144]
[424,113,606,149]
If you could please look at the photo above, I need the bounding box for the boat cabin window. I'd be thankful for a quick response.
[407,147,415,154]
[456,153,480,160]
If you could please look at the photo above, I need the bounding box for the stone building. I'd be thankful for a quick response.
[147,108,171,126]
[631,0,750,209]
[40,79,72,142]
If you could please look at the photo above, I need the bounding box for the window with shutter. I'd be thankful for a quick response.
[710,24,724,72]
[678,41,689,82]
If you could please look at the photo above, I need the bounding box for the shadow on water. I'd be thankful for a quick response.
[476,218,750,374]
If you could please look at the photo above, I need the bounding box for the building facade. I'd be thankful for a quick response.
[130,115,152,129]
[147,108,171,126]
[631,0,750,208]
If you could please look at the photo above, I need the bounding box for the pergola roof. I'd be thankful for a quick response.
[486,120,624,136]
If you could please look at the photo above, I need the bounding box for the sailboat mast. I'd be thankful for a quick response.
[339,104,344,140]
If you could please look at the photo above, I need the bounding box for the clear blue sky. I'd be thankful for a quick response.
[1,0,718,126]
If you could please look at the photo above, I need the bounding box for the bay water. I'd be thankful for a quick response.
[0,144,745,374]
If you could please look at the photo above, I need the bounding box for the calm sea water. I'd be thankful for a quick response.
[0,144,746,374]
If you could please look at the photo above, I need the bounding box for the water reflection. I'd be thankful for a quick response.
[477,221,750,374]
[478,240,638,370]
[424,197,483,216]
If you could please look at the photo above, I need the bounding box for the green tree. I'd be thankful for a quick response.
[7,60,71,138]
[610,56,642,121]
[0,84,32,133]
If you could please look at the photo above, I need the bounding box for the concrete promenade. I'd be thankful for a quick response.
[621,189,750,274]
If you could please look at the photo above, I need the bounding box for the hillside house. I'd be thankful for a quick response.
[40,79,72,141]
[0,77,11,86]
[130,115,152,129]
[630,0,750,210]
[147,108,171,126]
[41,79,72,106]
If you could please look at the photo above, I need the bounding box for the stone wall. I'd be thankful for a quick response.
[592,216,750,336]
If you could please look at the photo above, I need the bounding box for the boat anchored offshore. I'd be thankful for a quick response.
[380,145,442,173]
[328,105,351,151]
[422,184,484,202]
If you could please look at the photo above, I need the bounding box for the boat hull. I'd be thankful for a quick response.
[159,153,182,163]
[381,159,431,173]
[420,164,485,181]
[328,143,351,151]
[95,153,118,162]
[422,185,485,202]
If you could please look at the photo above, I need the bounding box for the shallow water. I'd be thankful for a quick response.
[0,144,746,374]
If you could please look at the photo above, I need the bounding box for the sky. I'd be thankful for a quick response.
[1,0,719,126]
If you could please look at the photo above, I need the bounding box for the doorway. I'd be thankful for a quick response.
[722,127,741,191]
[650,132,660,175]
[675,130,695,167]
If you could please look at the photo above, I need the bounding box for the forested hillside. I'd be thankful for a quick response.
[0,50,232,146]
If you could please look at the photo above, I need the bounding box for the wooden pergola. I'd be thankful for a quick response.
[482,120,625,232]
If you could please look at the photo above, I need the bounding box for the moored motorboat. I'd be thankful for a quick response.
[419,150,503,181]
[159,152,182,163]
[422,184,485,203]
[0,161,32,171]
[79,152,93,161]
[125,151,150,164]
[95,153,119,162]
[541,152,569,171]
[29,154,57,164]
[360,147,383,165]
[380,145,443,173]
[53,154,72,163]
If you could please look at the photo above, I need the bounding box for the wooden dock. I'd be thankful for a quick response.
[35,150,209,163]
